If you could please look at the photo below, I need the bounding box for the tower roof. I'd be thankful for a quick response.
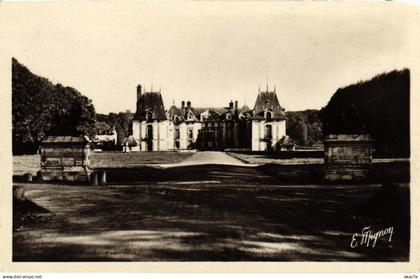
[133,91,167,121]
[253,91,285,120]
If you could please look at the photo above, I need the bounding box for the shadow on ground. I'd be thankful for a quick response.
[13,164,410,262]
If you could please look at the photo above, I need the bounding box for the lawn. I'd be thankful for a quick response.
[13,163,410,261]
[13,155,41,176]
[228,152,409,165]
[91,151,194,168]
[228,152,323,165]
[13,151,194,175]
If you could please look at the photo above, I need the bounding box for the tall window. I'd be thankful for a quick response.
[147,125,153,139]
[265,124,272,139]
[188,128,193,140]
[174,128,180,140]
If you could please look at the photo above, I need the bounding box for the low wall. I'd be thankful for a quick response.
[324,134,373,182]
[12,160,410,185]
[258,160,410,184]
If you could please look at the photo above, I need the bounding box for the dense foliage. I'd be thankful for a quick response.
[286,110,323,146]
[12,58,96,154]
[320,69,410,157]
[96,111,133,145]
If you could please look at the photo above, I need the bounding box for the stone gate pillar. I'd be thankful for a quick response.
[324,134,373,182]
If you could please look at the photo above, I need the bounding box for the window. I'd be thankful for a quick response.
[174,116,180,125]
[266,111,272,122]
[174,128,180,140]
[147,125,153,139]
[146,111,153,122]
[188,129,193,140]
[265,125,272,139]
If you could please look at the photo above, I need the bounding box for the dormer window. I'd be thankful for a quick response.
[146,110,153,122]
[226,113,232,120]
[266,111,272,122]
[174,116,180,125]
[186,111,195,121]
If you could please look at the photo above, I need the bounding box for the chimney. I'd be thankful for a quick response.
[181,101,185,109]
[136,84,142,100]
[229,100,233,110]
[187,101,191,109]
[234,100,238,110]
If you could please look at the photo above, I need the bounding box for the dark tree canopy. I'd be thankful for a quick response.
[320,69,410,157]
[286,110,323,146]
[12,58,96,154]
[96,111,134,146]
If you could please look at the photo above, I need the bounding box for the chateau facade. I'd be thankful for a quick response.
[131,84,287,151]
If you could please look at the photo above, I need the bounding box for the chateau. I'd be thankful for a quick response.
[132,85,287,151]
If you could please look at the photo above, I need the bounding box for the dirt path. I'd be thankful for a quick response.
[13,181,410,261]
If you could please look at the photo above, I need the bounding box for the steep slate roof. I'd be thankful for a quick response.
[133,89,286,122]
[253,91,286,120]
[191,107,226,118]
[95,121,111,131]
[133,92,167,121]
[166,106,227,120]
[167,105,183,116]
[239,104,251,114]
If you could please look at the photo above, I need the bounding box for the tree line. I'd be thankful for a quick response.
[96,112,134,146]
[286,110,323,146]
[320,69,410,157]
[12,58,96,154]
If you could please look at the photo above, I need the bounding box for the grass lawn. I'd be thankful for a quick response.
[228,152,410,165]
[13,155,41,176]
[91,151,194,168]
[13,151,194,175]
[13,164,410,261]
[228,152,323,165]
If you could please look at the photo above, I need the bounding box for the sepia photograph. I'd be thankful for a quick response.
[1,1,417,270]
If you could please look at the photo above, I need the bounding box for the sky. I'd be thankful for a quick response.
[2,2,416,114]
